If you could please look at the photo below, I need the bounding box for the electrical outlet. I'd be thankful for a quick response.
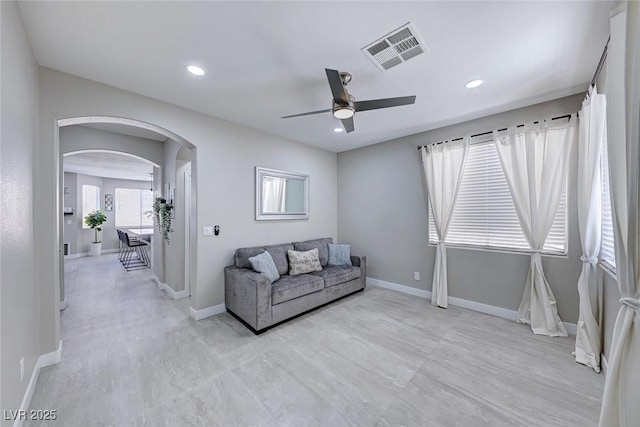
[414,272,420,281]
[20,357,24,382]
[203,226,213,236]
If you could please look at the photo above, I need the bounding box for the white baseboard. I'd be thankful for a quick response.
[448,295,520,322]
[367,277,431,299]
[64,249,119,259]
[64,252,87,259]
[152,276,189,300]
[39,341,63,368]
[601,354,608,377]
[14,341,62,427]
[367,277,577,336]
[563,322,577,336]
[189,304,226,321]
[59,297,67,311]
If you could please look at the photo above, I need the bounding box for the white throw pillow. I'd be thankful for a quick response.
[288,248,322,276]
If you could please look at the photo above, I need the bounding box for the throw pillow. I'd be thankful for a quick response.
[248,251,280,283]
[328,243,352,266]
[288,248,322,276]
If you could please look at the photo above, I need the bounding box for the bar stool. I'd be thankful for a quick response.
[121,231,150,271]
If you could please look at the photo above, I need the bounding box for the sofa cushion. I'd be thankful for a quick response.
[310,265,361,288]
[235,246,266,269]
[328,243,352,266]
[264,243,294,276]
[288,248,322,276]
[293,238,333,267]
[248,251,280,283]
[271,274,324,305]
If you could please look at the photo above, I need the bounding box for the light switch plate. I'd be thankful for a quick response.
[203,226,213,236]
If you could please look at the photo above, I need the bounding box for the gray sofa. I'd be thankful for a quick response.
[224,238,366,333]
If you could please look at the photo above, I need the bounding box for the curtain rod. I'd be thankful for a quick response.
[590,36,610,87]
[416,114,573,150]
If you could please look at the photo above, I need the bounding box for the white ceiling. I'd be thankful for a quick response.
[64,151,155,182]
[18,1,612,153]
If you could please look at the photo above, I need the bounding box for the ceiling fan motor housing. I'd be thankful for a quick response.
[333,92,355,119]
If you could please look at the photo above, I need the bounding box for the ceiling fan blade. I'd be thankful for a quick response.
[325,68,349,104]
[341,117,355,133]
[281,108,332,119]
[354,96,416,112]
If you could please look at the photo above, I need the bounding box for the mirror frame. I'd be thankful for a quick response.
[255,167,309,221]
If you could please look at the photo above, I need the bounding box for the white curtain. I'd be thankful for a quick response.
[263,177,287,213]
[575,87,606,372]
[421,138,469,308]
[599,2,640,425]
[494,119,575,337]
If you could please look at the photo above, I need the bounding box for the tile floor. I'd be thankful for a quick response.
[27,254,604,426]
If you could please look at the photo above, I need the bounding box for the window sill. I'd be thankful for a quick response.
[599,262,617,281]
[427,242,568,258]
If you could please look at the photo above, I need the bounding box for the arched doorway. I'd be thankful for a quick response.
[55,117,198,338]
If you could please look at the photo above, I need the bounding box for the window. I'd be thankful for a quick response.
[81,184,100,228]
[115,188,153,228]
[428,140,567,255]
[600,143,616,271]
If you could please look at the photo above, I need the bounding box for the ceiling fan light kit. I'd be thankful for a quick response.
[333,104,355,119]
[282,68,416,134]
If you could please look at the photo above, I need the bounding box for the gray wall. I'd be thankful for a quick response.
[338,93,585,323]
[161,139,183,289]
[171,158,192,293]
[0,1,41,423]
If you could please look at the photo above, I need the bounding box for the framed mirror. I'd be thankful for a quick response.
[256,167,309,220]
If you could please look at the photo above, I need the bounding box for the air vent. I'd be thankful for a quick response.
[362,23,427,71]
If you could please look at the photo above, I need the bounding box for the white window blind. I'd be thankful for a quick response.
[115,188,153,228]
[600,143,616,271]
[428,141,567,255]
[81,184,100,229]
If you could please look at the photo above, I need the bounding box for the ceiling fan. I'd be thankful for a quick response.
[281,68,416,133]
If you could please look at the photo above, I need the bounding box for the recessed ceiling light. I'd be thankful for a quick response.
[465,79,483,89]
[187,65,205,76]
[333,127,344,133]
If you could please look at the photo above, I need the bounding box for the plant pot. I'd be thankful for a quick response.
[89,242,102,256]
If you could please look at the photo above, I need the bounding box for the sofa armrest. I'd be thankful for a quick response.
[351,255,366,288]
[224,266,272,331]
[350,255,365,267]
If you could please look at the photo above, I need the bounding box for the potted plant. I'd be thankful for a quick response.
[152,197,173,244]
[84,210,107,256]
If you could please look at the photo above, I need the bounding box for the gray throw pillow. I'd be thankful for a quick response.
[288,248,322,276]
[248,251,280,283]
[328,243,352,266]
